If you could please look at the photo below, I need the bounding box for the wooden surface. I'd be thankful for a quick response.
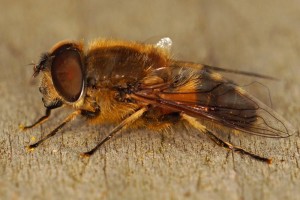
[1,1,300,200]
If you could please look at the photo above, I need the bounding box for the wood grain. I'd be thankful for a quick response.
[0,1,299,200]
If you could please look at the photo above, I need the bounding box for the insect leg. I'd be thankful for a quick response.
[81,107,148,157]
[204,129,272,164]
[181,113,272,164]
[20,108,52,131]
[26,110,81,151]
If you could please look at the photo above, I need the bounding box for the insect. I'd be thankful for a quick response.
[20,37,297,163]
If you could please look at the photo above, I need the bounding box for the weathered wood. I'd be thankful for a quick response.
[1,1,299,200]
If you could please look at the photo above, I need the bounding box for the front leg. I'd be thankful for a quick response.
[26,110,82,151]
[20,108,52,131]
[20,99,62,131]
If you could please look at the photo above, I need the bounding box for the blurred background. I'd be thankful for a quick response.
[0,1,299,200]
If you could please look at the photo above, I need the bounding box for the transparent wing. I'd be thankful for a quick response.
[171,60,278,80]
[135,64,297,138]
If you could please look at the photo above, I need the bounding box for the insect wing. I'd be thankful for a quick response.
[135,65,297,138]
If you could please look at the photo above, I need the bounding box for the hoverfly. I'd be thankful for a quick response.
[21,37,298,163]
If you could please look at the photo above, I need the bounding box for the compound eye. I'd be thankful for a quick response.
[51,48,83,102]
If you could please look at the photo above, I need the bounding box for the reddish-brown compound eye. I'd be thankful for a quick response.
[51,48,83,102]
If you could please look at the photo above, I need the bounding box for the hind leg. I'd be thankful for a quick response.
[181,113,272,164]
